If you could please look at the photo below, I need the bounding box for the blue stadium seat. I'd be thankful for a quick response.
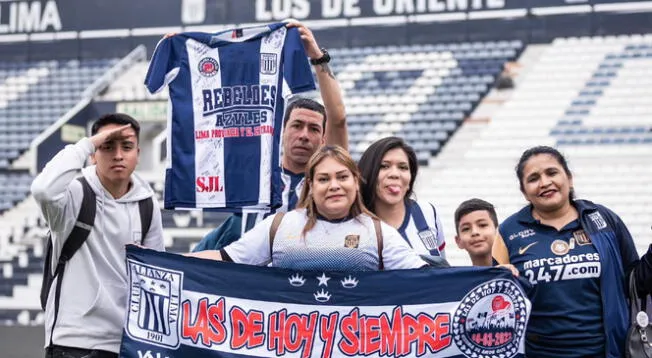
[0,57,116,208]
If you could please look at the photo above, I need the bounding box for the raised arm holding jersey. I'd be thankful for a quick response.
[193,21,348,252]
[286,21,347,150]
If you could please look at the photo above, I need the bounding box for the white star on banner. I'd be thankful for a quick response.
[316,273,331,287]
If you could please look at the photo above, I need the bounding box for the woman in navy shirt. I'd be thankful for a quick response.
[493,145,652,358]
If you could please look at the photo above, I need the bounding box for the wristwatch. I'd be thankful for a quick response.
[310,48,331,65]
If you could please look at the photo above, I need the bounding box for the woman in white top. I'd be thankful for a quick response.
[189,145,427,271]
[358,137,446,258]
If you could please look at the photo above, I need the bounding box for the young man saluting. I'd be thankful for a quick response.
[32,113,164,358]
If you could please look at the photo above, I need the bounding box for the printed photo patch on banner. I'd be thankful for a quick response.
[125,260,184,349]
[453,279,528,358]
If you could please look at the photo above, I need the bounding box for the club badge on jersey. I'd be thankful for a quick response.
[405,200,445,257]
[144,22,316,213]
[418,229,440,253]
[573,229,592,245]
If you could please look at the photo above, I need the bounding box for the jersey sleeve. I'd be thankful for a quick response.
[222,213,275,266]
[380,222,428,270]
[144,37,180,94]
[612,212,639,273]
[282,27,316,94]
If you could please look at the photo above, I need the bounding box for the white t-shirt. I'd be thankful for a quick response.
[223,209,426,271]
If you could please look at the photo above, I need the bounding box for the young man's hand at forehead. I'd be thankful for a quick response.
[89,124,134,149]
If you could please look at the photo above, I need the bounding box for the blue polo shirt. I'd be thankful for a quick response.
[499,205,604,357]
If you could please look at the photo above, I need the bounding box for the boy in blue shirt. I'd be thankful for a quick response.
[454,198,518,276]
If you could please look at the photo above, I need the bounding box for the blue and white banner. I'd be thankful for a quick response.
[120,246,531,358]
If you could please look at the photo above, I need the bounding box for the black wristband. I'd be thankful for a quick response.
[310,48,331,65]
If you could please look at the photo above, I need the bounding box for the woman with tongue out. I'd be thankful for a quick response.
[492,145,652,358]
[358,137,447,262]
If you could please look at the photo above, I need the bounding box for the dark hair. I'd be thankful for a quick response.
[91,113,141,142]
[357,136,418,212]
[283,97,327,130]
[516,145,574,201]
[454,198,498,234]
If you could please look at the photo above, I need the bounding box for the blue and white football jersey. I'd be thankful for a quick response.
[145,23,316,211]
[399,200,446,257]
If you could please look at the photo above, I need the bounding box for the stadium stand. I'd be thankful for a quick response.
[0,59,118,213]
[422,34,652,265]
[0,170,31,212]
[335,40,523,163]
[0,59,118,168]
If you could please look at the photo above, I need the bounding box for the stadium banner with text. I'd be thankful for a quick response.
[0,0,621,35]
[120,246,531,358]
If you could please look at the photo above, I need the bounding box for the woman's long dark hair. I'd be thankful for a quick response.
[357,136,418,212]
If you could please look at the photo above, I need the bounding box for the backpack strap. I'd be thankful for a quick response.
[59,177,96,261]
[138,197,154,243]
[40,234,54,310]
[373,218,384,270]
[268,212,286,262]
[47,176,96,347]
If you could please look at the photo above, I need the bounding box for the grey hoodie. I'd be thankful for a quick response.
[31,137,165,353]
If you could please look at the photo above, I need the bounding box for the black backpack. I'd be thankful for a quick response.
[40,177,153,345]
